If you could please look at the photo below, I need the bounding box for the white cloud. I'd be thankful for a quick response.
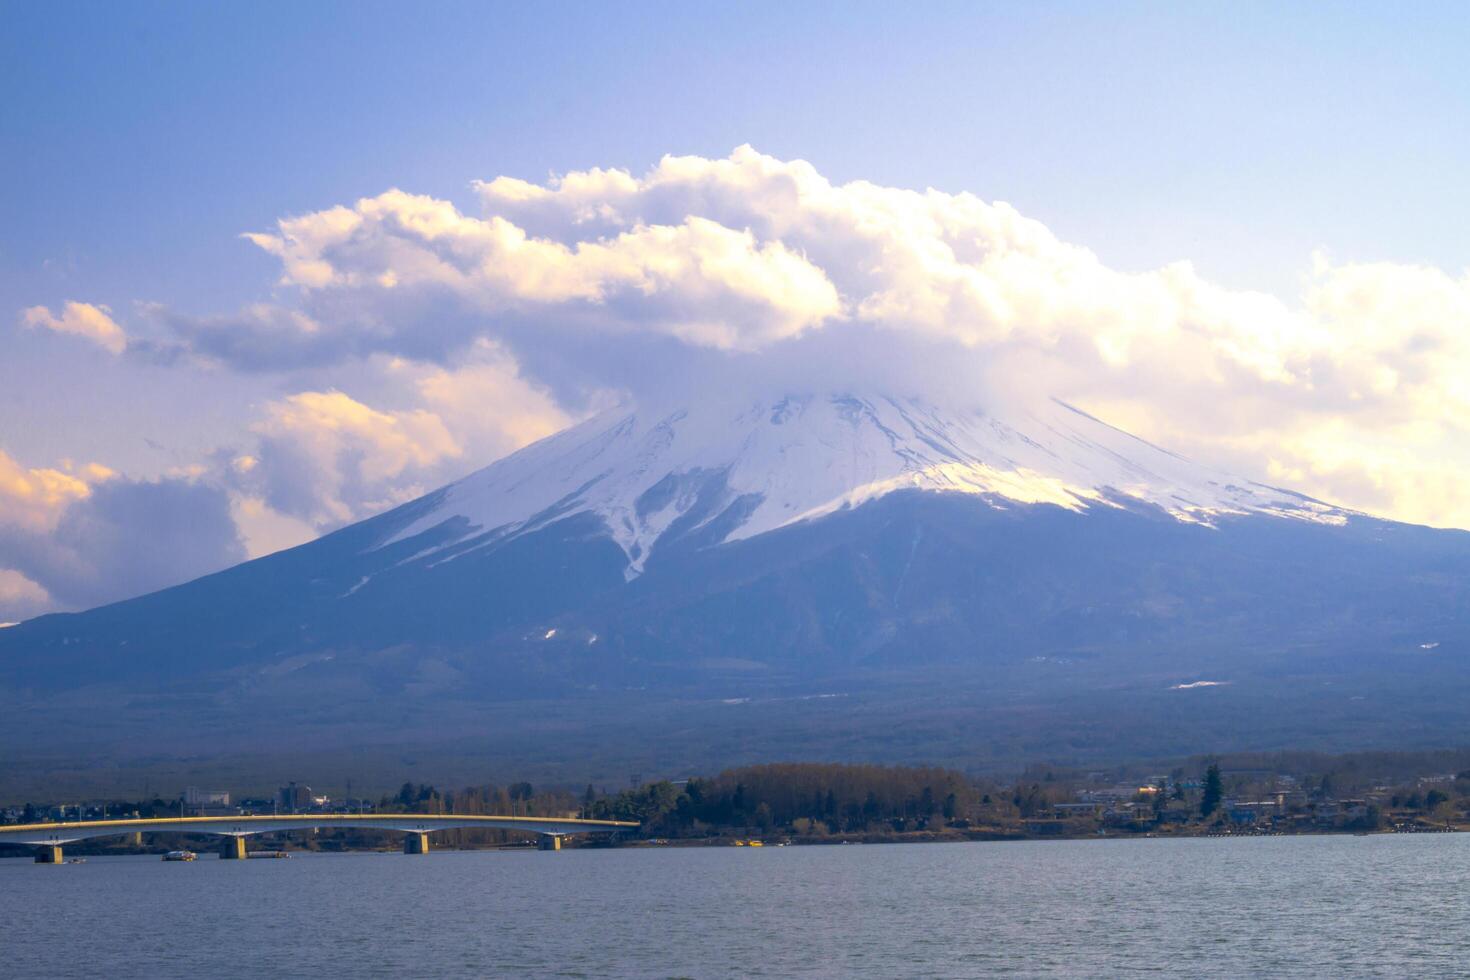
[229,494,317,560]
[33,147,1470,533]
[243,186,840,356]
[405,340,581,458]
[0,449,113,531]
[0,449,245,615]
[230,344,577,533]
[0,568,51,621]
[241,389,463,527]
[20,301,127,354]
[462,148,1470,529]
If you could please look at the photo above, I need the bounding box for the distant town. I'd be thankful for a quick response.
[5,781,378,826]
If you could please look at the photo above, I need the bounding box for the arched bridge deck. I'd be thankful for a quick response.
[0,813,638,862]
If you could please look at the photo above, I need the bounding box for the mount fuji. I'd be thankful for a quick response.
[4,391,1470,791]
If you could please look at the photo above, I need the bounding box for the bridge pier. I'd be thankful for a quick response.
[220,836,248,860]
[403,832,430,855]
[538,834,562,851]
[35,844,63,864]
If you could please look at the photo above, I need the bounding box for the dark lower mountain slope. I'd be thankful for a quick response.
[3,489,1470,795]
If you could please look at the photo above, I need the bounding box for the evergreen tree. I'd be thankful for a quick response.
[754,802,773,831]
[1201,763,1223,817]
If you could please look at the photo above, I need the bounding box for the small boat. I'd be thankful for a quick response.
[66,858,86,864]
[162,850,196,862]
[747,840,764,847]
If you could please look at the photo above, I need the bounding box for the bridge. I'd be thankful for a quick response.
[0,813,639,862]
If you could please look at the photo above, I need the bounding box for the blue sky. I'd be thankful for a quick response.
[3,1,1470,618]
[9,2,1468,312]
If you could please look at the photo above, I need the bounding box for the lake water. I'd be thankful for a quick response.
[2,834,1466,978]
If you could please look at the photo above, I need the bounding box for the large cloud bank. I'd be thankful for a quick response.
[0,450,245,617]
[7,146,1470,617]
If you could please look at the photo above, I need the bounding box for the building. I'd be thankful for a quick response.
[183,787,234,816]
[279,782,312,812]
[1052,802,1103,818]
[184,787,230,806]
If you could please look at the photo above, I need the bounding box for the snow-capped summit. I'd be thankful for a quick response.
[386,391,1348,575]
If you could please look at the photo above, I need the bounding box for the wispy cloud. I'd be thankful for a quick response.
[21,301,127,354]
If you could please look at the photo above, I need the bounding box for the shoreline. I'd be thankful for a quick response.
[6,820,1459,861]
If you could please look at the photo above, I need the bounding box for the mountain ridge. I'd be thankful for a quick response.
[375,390,1353,580]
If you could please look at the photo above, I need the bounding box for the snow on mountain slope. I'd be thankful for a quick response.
[384,392,1350,575]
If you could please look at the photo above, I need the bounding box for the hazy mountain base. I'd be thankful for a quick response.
[6,656,1470,800]
[3,491,1470,798]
